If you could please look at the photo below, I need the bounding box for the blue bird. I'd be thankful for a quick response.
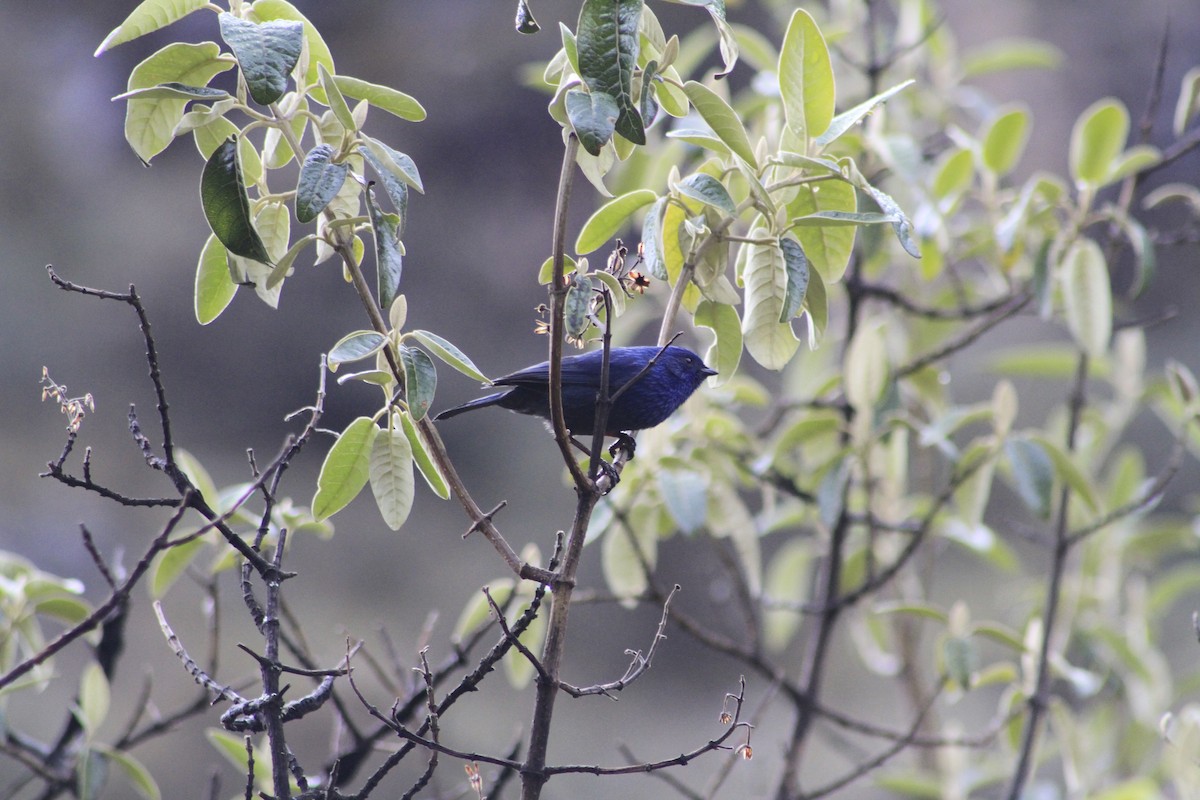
[434,345,715,436]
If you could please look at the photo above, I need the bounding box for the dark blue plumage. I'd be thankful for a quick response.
[434,345,716,435]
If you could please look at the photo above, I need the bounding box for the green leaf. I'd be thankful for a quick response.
[318,62,356,132]
[370,420,414,530]
[201,137,271,264]
[114,83,231,101]
[401,346,438,421]
[786,178,856,282]
[122,42,233,163]
[1069,98,1129,186]
[505,600,547,689]
[778,8,835,143]
[576,188,657,254]
[864,185,921,258]
[250,0,334,92]
[566,88,620,157]
[312,417,378,521]
[400,410,450,498]
[190,116,263,185]
[565,273,594,337]
[683,81,758,168]
[741,230,800,370]
[659,469,708,534]
[665,128,732,157]
[1005,437,1055,519]
[815,80,913,148]
[295,144,350,223]
[78,662,110,734]
[676,173,735,214]
[982,106,1031,176]
[218,13,302,105]
[778,236,809,322]
[453,580,513,641]
[602,522,654,605]
[932,148,975,200]
[359,137,424,194]
[149,536,206,598]
[844,322,888,416]
[408,330,489,383]
[334,75,426,122]
[694,300,741,386]
[802,264,828,339]
[365,189,403,311]
[1174,66,1200,136]
[1030,434,1099,513]
[328,331,387,368]
[195,234,237,325]
[576,0,645,145]
[763,538,809,651]
[104,749,162,800]
[640,197,668,279]
[962,38,1063,77]
[96,0,209,54]
[942,635,977,690]
[1061,238,1112,357]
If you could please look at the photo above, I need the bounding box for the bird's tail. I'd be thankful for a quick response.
[432,391,508,421]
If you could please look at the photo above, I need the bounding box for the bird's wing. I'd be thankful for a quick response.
[492,351,607,388]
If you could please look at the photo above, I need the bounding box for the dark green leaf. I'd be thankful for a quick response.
[295,144,350,223]
[200,136,271,263]
[401,346,438,421]
[577,0,645,145]
[113,82,231,101]
[218,13,302,106]
[515,0,540,33]
[640,59,660,130]
[566,88,619,156]
[641,197,668,279]
[676,173,735,214]
[778,236,809,322]
[365,188,403,311]
[358,142,412,233]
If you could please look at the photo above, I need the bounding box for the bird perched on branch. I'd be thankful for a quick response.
[434,345,715,436]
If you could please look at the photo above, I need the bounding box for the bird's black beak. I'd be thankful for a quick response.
[702,366,718,377]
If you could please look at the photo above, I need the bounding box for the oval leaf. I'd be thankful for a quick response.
[96,0,209,54]
[218,13,302,106]
[683,81,758,168]
[575,188,657,254]
[328,331,387,368]
[778,236,809,322]
[400,410,450,499]
[694,299,741,386]
[370,421,414,530]
[365,188,403,310]
[1069,98,1129,186]
[401,346,437,421]
[741,231,800,370]
[676,173,736,214]
[576,0,645,145]
[408,330,489,383]
[195,234,237,325]
[201,136,271,263]
[566,88,619,157]
[312,417,378,521]
[778,8,835,143]
[295,144,350,223]
[334,75,426,122]
[982,106,1031,176]
[1061,238,1112,357]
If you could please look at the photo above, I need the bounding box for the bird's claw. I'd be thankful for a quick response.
[609,433,637,460]
[592,457,621,491]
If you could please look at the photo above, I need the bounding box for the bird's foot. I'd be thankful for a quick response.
[592,456,621,490]
[609,432,637,460]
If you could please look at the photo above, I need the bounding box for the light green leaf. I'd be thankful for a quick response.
[694,300,741,386]
[1174,66,1200,136]
[79,662,110,735]
[408,330,489,383]
[576,189,657,254]
[1108,144,1161,184]
[295,144,349,223]
[96,0,208,54]
[815,80,913,148]
[370,420,414,530]
[318,62,356,132]
[683,81,758,168]
[218,13,302,105]
[778,8,834,143]
[844,322,888,416]
[932,148,975,200]
[400,410,450,499]
[803,265,828,340]
[864,185,921,258]
[201,137,271,264]
[122,42,233,163]
[505,600,547,689]
[665,128,731,157]
[401,346,438,421]
[103,749,161,800]
[659,469,708,534]
[312,417,378,521]
[602,524,654,607]
[1030,434,1099,513]
[962,38,1063,77]
[333,75,426,122]
[149,536,206,598]
[1069,98,1129,186]
[741,231,800,370]
[982,106,1031,176]
[786,178,856,282]
[195,234,237,325]
[453,581,513,641]
[763,538,808,651]
[1061,237,1112,357]
[190,116,263,185]
[328,331,387,368]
